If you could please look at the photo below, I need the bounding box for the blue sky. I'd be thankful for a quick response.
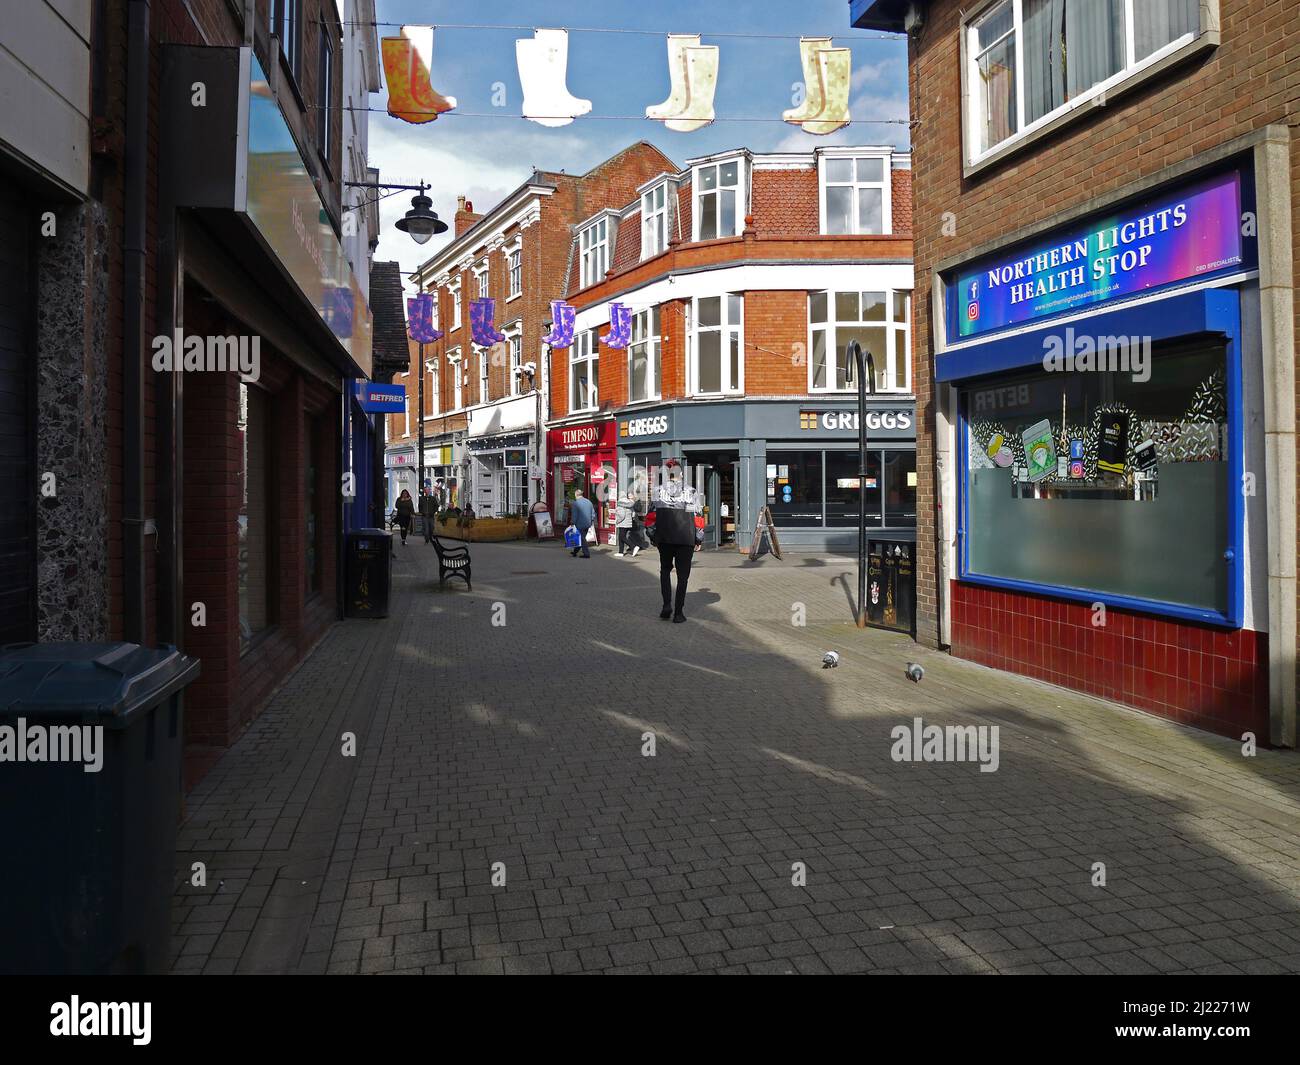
[366,0,910,286]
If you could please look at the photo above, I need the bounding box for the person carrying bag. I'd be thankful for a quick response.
[643,458,704,622]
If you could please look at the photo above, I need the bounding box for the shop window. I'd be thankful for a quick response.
[961,343,1229,614]
[965,0,1202,165]
[629,306,661,403]
[820,154,889,235]
[305,415,321,596]
[766,451,824,527]
[810,290,910,393]
[694,158,743,241]
[692,295,742,395]
[571,328,599,411]
[238,383,275,653]
[580,219,608,288]
[642,182,669,258]
[826,449,882,528]
[883,450,918,525]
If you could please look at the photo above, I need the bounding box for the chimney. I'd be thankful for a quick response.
[454,195,482,237]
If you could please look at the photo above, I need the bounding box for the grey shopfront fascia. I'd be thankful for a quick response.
[616,398,917,549]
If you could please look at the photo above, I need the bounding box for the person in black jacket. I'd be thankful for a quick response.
[394,489,415,545]
[644,458,704,622]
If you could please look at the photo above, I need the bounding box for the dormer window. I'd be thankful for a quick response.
[579,219,608,288]
[641,183,670,259]
[694,158,744,241]
[820,153,890,235]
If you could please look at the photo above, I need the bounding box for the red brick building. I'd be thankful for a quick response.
[853,0,1298,744]
[385,143,677,521]
[550,145,917,555]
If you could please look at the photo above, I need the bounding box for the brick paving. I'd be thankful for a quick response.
[171,538,1300,974]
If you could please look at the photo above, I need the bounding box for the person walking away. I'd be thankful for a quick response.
[568,489,595,558]
[630,492,647,557]
[614,492,635,556]
[420,487,439,544]
[644,458,703,621]
[394,489,415,545]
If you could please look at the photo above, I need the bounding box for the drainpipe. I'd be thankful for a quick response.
[123,0,150,643]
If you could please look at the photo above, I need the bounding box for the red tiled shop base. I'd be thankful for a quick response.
[949,582,1269,741]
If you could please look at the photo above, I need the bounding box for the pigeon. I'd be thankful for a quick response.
[905,662,924,683]
[822,651,839,668]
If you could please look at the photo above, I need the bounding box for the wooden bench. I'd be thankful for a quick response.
[432,535,472,591]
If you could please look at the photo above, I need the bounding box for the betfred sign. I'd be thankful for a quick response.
[548,420,616,453]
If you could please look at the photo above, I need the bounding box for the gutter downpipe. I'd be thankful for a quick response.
[123,0,150,643]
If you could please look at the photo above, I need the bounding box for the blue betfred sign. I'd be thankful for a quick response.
[355,382,406,413]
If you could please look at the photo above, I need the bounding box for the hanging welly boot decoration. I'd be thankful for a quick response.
[407,293,442,344]
[382,26,457,124]
[542,301,576,348]
[470,299,507,347]
[516,28,591,127]
[789,42,851,135]
[646,34,719,133]
[605,303,632,349]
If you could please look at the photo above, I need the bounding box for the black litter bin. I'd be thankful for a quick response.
[0,642,199,975]
[345,528,393,618]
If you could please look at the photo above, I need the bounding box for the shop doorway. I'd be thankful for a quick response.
[685,449,738,548]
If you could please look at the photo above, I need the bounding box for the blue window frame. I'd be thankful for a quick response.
[950,287,1244,628]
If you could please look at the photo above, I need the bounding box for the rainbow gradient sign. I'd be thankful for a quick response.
[951,168,1250,341]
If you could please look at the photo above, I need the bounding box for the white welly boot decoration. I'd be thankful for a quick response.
[645,34,699,121]
[800,47,851,135]
[664,45,719,132]
[782,37,832,124]
[517,28,591,127]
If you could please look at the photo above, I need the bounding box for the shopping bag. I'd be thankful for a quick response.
[585,525,596,543]
[563,524,580,549]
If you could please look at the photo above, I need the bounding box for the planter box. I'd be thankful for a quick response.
[435,517,527,542]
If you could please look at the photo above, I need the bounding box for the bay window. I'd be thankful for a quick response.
[694,159,743,241]
[692,295,742,395]
[809,289,911,393]
[580,220,608,288]
[571,328,599,411]
[628,307,661,403]
[642,183,669,258]
[821,154,890,235]
[966,0,1204,164]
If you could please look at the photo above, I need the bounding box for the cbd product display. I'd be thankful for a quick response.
[1021,419,1057,482]
[1096,410,1131,475]
[1133,438,1159,473]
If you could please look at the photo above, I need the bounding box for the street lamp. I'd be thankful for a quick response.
[847,340,878,629]
[345,180,447,245]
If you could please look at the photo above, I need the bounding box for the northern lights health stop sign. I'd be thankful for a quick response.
[950,167,1251,342]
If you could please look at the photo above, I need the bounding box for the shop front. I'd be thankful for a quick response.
[421,440,460,509]
[548,419,618,541]
[934,159,1274,741]
[468,433,531,518]
[615,399,917,551]
[385,445,417,510]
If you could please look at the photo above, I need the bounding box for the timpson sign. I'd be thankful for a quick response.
[549,422,616,452]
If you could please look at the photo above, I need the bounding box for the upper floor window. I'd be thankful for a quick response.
[273,0,303,85]
[966,0,1201,163]
[428,357,440,415]
[317,28,333,165]
[474,260,489,299]
[691,295,742,395]
[820,155,889,235]
[506,327,523,396]
[449,277,462,330]
[628,307,661,403]
[809,290,911,394]
[580,220,608,288]
[571,329,599,411]
[476,346,489,404]
[507,243,522,298]
[641,184,669,258]
[694,159,743,241]
[448,349,463,409]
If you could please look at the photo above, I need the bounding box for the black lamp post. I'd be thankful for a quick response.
[847,340,877,628]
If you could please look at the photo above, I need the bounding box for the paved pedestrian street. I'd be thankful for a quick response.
[171,541,1300,975]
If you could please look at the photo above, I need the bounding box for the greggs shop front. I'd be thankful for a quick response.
[932,158,1292,745]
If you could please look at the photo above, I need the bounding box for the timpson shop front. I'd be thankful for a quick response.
[547,419,619,539]
[932,156,1295,746]
[615,399,917,552]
